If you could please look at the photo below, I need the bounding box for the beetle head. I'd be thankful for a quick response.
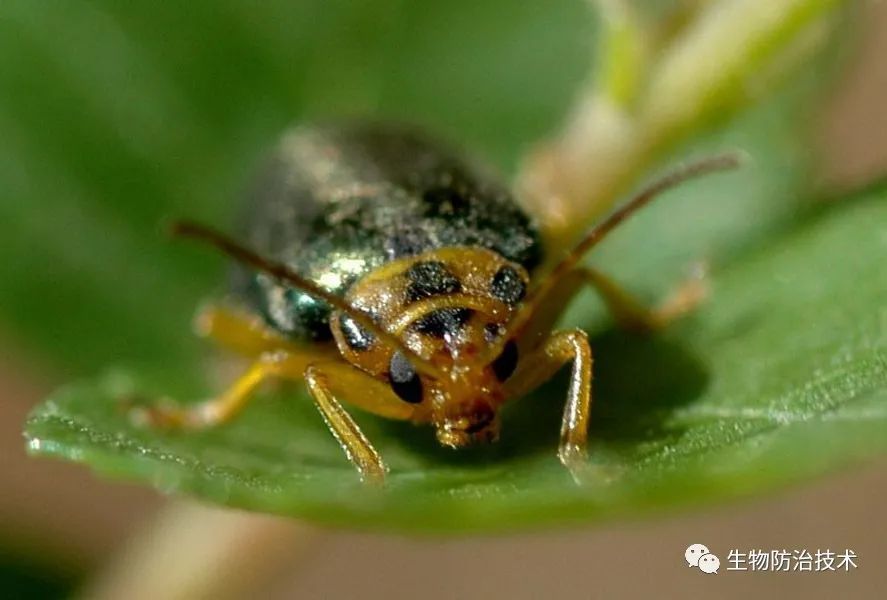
[428,354,507,447]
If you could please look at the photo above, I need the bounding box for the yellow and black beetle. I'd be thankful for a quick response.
[139,123,738,484]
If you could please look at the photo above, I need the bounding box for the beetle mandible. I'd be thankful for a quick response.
[138,123,738,483]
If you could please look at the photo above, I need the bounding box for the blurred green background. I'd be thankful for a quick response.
[1,1,886,598]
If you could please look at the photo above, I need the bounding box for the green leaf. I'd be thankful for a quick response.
[25,188,887,532]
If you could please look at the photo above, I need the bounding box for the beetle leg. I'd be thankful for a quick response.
[193,303,338,360]
[301,361,416,422]
[577,265,708,332]
[503,329,593,482]
[131,350,316,429]
[133,350,409,484]
[194,303,292,356]
[304,363,395,484]
[519,265,706,345]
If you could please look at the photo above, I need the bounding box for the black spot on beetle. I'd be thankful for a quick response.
[413,308,473,338]
[490,266,526,306]
[405,261,461,302]
[389,350,423,403]
[339,315,375,351]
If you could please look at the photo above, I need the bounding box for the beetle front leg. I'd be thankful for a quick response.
[304,363,393,485]
[504,329,594,481]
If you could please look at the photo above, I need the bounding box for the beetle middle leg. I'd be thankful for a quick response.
[134,349,413,483]
[130,350,316,429]
[520,265,706,342]
[577,265,708,332]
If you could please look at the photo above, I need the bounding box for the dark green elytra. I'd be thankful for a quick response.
[233,123,543,342]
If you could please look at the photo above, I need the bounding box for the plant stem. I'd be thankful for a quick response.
[518,0,846,252]
[80,501,318,600]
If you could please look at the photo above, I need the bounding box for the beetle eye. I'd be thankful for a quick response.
[388,350,423,403]
[491,339,519,382]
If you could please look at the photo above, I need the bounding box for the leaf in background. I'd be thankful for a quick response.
[25,187,886,531]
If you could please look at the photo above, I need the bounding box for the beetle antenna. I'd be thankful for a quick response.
[538,153,742,295]
[482,152,742,364]
[169,220,445,379]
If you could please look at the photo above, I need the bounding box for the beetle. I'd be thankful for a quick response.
[137,123,738,483]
